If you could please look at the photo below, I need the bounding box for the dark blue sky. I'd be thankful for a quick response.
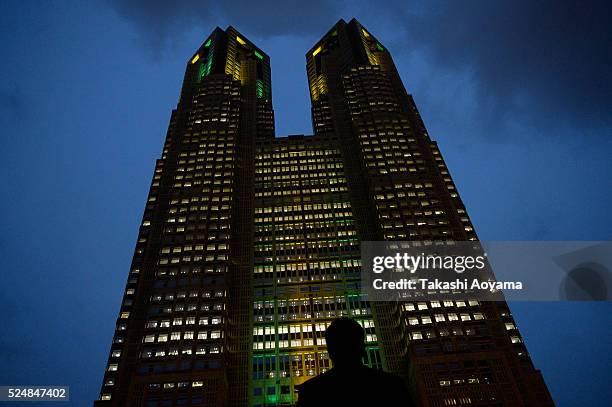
[1,1,610,406]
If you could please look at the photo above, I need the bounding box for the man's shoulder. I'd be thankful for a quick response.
[295,370,338,405]
[297,370,337,390]
[361,366,405,383]
[296,367,413,406]
[298,366,403,388]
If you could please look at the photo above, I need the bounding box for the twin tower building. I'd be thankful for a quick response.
[94,19,553,407]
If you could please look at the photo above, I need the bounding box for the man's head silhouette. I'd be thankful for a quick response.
[325,317,365,367]
[298,318,413,407]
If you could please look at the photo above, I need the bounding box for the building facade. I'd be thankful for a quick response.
[95,19,553,407]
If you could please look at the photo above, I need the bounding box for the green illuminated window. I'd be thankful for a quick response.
[256,79,270,99]
[254,50,264,60]
[196,38,215,83]
[198,63,206,81]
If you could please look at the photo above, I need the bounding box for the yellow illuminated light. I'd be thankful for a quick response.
[312,46,322,57]
[309,74,328,101]
[236,36,246,45]
[362,28,371,38]
[191,54,200,64]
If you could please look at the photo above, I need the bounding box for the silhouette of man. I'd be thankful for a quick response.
[296,317,412,406]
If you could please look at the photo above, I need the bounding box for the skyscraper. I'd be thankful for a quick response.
[95,19,553,407]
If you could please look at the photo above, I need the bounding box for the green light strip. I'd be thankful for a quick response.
[256,79,269,99]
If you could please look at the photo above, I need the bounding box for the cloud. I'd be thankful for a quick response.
[105,0,612,136]
[105,0,341,54]
[385,0,612,134]
[0,290,36,368]
[0,82,27,122]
